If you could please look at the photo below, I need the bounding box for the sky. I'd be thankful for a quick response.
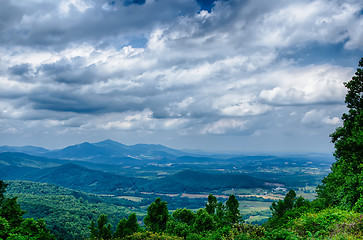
[0,0,362,153]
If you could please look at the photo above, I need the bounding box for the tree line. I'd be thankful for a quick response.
[89,194,241,239]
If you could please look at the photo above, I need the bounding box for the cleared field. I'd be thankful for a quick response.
[180,193,229,199]
[295,186,317,200]
[239,200,272,224]
[223,188,285,201]
[116,196,144,202]
[223,188,258,195]
[239,200,271,213]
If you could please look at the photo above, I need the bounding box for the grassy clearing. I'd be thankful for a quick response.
[239,200,271,213]
[223,188,259,195]
[223,188,285,201]
[295,185,317,200]
[116,196,144,202]
[239,200,271,224]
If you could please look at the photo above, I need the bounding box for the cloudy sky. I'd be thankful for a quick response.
[0,0,362,153]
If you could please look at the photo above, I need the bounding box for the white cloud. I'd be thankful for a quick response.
[242,1,363,49]
[103,121,134,131]
[0,127,18,134]
[301,109,342,127]
[101,110,154,131]
[59,0,92,16]
[201,119,248,135]
[259,64,352,105]
[322,116,341,125]
[163,118,188,129]
[344,16,363,49]
[213,94,271,117]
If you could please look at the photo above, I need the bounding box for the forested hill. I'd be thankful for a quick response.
[0,151,67,168]
[4,180,139,240]
[0,153,148,193]
[1,152,275,194]
[138,170,270,193]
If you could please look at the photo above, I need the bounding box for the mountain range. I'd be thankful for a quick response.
[1,139,187,164]
[0,139,333,194]
[0,151,272,194]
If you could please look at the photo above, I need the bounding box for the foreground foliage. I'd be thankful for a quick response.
[317,57,363,212]
[0,180,55,240]
[88,194,244,239]
[87,205,363,239]
[6,180,142,240]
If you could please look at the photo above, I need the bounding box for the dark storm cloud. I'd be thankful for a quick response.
[39,59,98,85]
[0,0,23,33]
[28,88,146,114]
[30,93,106,114]
[0,90,25,100]
[8,64,32,76]
[14,64,219,119]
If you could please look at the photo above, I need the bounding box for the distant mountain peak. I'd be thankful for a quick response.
[94,139,126,146]
[99,139,118,143]
[1,140,189,163]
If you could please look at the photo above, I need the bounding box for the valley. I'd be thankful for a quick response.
[0,140,334,239]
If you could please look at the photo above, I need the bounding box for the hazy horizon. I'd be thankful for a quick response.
[0,138,336,156]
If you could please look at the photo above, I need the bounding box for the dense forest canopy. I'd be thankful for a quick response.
[0,181,55,239]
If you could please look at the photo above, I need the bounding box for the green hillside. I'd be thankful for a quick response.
[0,152,66,168]
[23,163,147,193]
[0,155,148,194]
[1,152,278,194]
[4,180,144,240]
[139,170,270,193]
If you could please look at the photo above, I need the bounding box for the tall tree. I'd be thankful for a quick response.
[205,194,218,215]
[89,214,112,239]
[225,195,241,224]
[266,189,309,228]
[114,213,140,238]
[166,208,195,238]
[171,208,195,225]
[124,213,140,236]
[317,57,363,211]
[144,198,169,232]
[215,202,226,222]
[0,181,7,205]
[193,209,216,232]
[114,218,127,238]
[1,197,26,229]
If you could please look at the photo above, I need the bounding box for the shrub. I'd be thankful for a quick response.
[123,231,183,239]
[292,208,363,239]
